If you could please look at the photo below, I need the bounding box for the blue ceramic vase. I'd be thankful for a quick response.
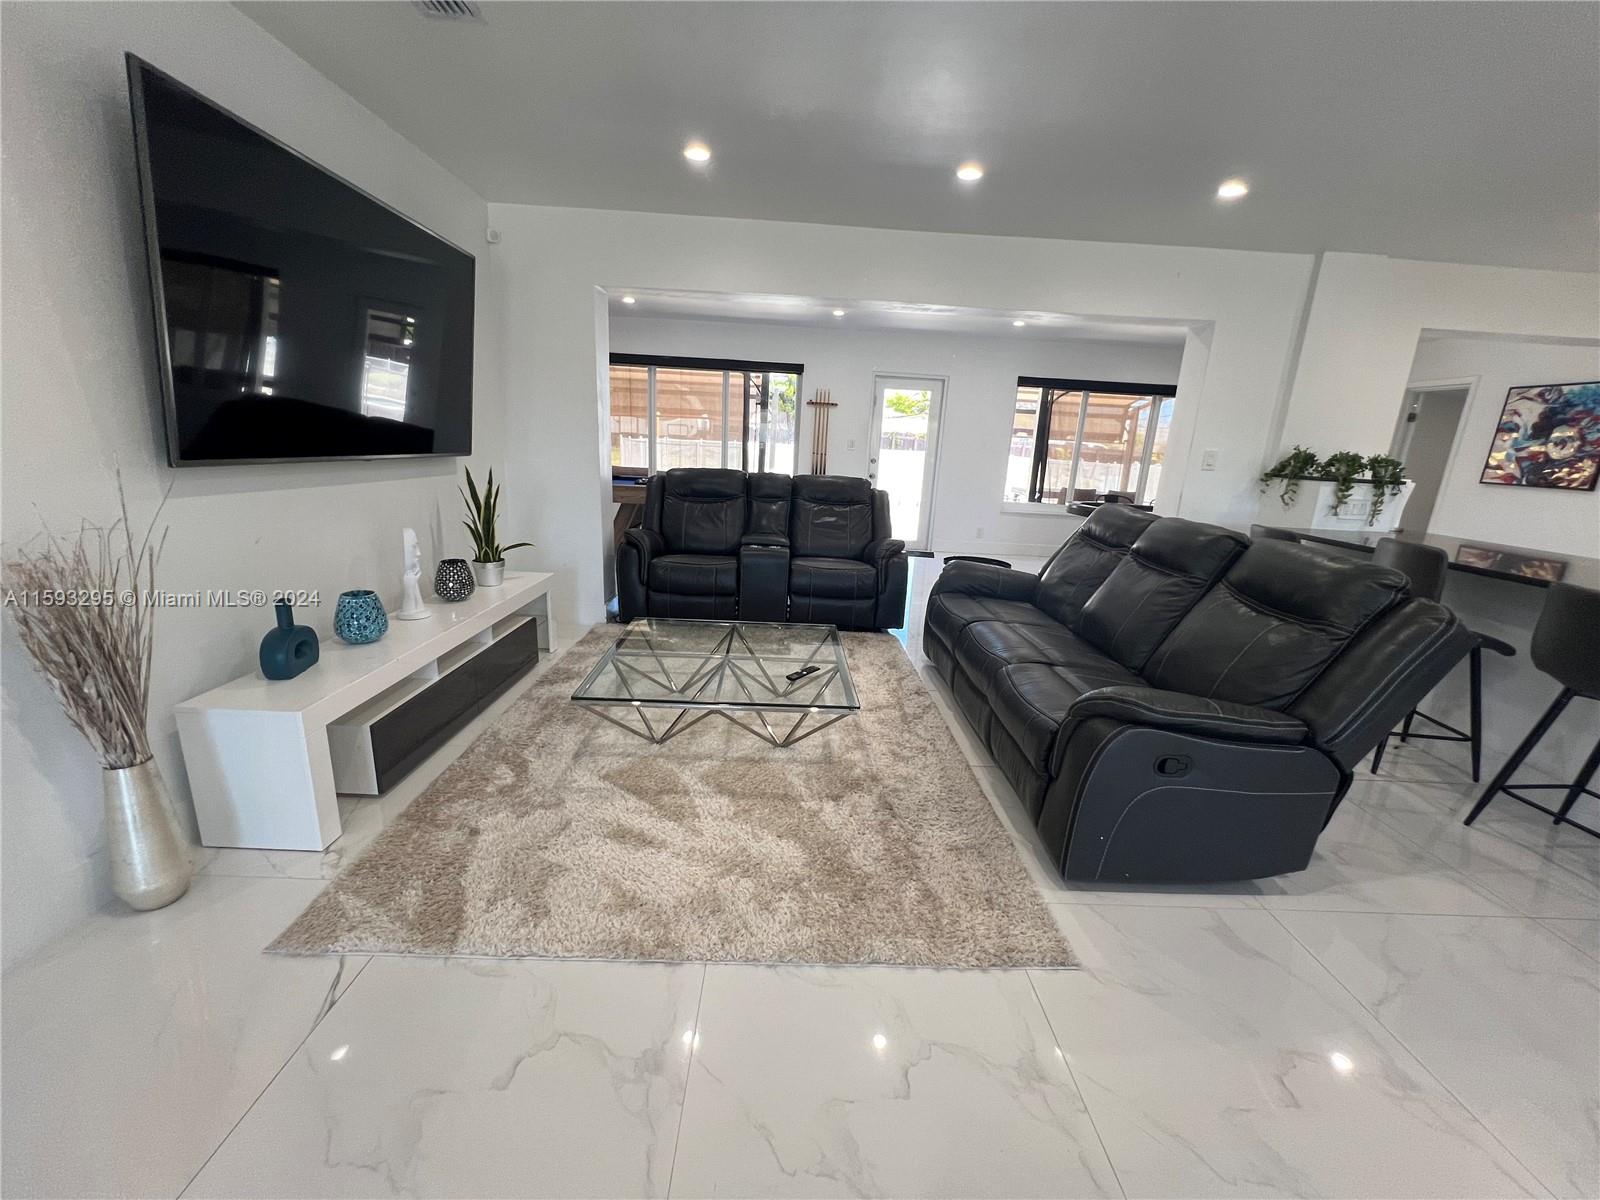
[259,601,319,680]
[334,589,389,645]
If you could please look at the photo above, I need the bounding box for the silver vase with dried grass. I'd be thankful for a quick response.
[4,478,192,910]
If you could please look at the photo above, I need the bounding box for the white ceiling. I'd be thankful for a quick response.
[237,1,1599,271]
[608,289,1190,345]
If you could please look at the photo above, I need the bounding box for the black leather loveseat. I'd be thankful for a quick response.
[618,470,907,631]
[925,506,1473,883]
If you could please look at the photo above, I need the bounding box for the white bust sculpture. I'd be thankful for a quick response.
[395,527,429,619]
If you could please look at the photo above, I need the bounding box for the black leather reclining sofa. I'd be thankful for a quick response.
[618,469,907,631]
[925,506,1473,883]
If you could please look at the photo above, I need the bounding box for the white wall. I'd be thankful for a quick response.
[487,204,1315,633]
[0,3,498,968]
[1279,252,1600,456]
[1406,336,1600,555]
[610,315,1184,556]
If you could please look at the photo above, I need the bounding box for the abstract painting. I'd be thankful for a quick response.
[1480,381,1600,491]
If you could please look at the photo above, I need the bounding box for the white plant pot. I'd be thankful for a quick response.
[471,559,505,587]
[1256,479,1414,534]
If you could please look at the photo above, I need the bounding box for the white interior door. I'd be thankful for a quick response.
[868,374,945,551]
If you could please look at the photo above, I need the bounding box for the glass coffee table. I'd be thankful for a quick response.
[572,619,859,747]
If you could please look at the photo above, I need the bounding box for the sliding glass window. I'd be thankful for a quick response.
[608,354,802,474]
[1004,377,1176,506]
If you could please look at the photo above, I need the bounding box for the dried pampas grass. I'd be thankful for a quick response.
[3,475,168,769]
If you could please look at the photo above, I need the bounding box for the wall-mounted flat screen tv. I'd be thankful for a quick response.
[127,55,475,466]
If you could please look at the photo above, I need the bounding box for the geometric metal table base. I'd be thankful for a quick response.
[576,700,851,747]
[572,620,858,749]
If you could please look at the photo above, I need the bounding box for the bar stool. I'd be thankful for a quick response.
[1465,582,1600,837]
[1249,525,1301,542]
[1368,538,1516,781]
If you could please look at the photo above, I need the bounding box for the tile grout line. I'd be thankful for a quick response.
[1230,904,1586,920]
[1047,897,1266,912]
[663,962,710,1199]
[1351,772,1600,888]
[1352,795,1598,916]
[1259,906,1561,1200]
[1342,798,1560,914]
[174,953,376,1199]
[1536,917,1600,962]
[1351,776,1599,865]
[1023,969,1129,1200]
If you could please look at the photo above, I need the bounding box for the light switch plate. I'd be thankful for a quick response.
[1200,448,1219,470]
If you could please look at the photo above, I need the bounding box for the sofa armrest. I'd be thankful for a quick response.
[616,527,663,622]
[1288,598,1474,768]
[620,527,664,581]
[862,537,905,577]
[742,531,789,548]
[859,539,908,631]
[929,560,1039,603]
[1069,686,1308,745]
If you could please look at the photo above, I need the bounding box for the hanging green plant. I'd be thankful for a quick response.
[1316,451,1368,514]
[1365,454,1407,526]
[1259,446,1321,506]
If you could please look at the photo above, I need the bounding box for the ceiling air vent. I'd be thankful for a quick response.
[414,0,483,20]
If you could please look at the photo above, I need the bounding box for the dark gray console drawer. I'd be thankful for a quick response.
[332,617,541,796]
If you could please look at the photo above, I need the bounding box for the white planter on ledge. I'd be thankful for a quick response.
[1256,479,1414,534]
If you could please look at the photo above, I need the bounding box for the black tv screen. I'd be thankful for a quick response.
[127,55,475,466]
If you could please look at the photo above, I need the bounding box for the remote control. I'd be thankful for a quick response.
[785,665,821,682]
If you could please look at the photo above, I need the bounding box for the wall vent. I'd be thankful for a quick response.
[414,0,483,20]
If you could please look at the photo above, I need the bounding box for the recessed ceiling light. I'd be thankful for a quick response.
[1216,178,1249,200]
[683,141,712,163]
[832,309,845,317]
[1012,319,1026,327]
[620,295,636,305]
[956,162,985,182]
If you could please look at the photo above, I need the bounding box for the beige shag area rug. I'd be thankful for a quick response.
[270,627,1074,968]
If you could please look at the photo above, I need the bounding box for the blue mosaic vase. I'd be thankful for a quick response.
[333,589,388,645]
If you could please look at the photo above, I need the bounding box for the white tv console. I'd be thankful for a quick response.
[176,571,555,851]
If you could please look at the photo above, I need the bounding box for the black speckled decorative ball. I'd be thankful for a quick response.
[434,558,476,602]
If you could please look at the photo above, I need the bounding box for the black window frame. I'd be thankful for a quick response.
[608,353,805,473]
[1014,376,1178,505]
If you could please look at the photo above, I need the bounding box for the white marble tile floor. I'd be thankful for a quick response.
[5,556,1595,1198]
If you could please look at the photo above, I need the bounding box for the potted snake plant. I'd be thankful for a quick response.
[461,467,532,587]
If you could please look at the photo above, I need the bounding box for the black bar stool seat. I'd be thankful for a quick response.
[1465,581,1600,837]
[1367,538,1512,782]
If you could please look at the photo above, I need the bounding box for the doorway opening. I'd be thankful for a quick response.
[868,374,946,552]
[1390,382,1471,533]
